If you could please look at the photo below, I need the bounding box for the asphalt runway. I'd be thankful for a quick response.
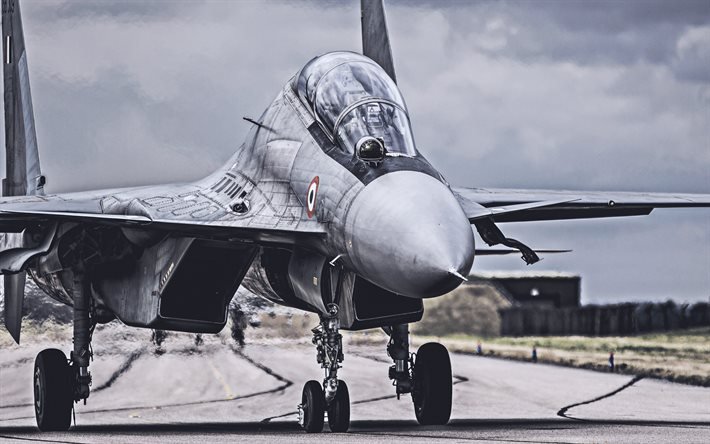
[1,337,709,443]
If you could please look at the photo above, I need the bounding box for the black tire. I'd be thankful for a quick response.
[301,380,325,433]
[412,342,452,425]
[34,349,73,431]
[327,380,350,432]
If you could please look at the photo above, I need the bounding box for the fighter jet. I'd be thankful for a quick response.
[1,0,708,434]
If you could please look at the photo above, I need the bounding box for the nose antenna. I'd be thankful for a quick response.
[448,269,468,282]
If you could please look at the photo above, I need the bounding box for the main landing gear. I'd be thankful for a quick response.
[386,324,453,425]
[33,275,94,431]
[299,304,350,433]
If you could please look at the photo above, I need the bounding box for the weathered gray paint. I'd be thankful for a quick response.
[0,0,709,342]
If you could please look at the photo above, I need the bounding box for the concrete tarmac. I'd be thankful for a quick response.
[1,338,709,443]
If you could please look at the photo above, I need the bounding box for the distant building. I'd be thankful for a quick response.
[469,271,581,309]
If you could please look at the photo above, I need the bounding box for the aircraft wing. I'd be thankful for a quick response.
[0,188,325,245]
[453,187,710,223]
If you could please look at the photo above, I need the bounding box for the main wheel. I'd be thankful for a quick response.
[34,349,73,431]
[300,380,325,433]
[412,342,452,425]
[327,380,350,432]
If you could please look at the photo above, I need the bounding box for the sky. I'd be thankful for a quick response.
[3,0,709,304]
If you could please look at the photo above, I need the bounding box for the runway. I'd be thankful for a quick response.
[1,336,709,443]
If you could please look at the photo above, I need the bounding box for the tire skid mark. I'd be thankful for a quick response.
[231,346,293,387]
[92,349,144,393]
[0,434,84,444]
[0,357,34,370]
[0,350,145,412]
[0,403,32,410]
[352,349,469,384]
[1,383,296,423]
[354,350,470,386]
[557,375,644,420]
[0,345,294,423]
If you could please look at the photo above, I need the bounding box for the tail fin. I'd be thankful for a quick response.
[361,0,397,83]
[2,0,44,343]
[3,0,44,197]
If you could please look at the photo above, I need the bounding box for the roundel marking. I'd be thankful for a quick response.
[306,176,320,219]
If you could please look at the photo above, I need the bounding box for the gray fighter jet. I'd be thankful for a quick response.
[2,0,708,434]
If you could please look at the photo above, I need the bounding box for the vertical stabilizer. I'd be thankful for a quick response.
[361,0,397,83]
[2,0,44,343]
[3,0,43,197]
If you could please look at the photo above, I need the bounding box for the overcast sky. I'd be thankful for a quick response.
[4,0,709,304]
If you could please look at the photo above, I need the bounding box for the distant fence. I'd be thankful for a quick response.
[499,301,710,336]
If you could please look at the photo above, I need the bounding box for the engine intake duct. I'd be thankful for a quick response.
[157,241,257,332]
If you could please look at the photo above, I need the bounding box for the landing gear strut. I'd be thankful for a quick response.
[386,324,453,425]
[299,303,350,433]
[71,275,93,402]
[33,274,94,431]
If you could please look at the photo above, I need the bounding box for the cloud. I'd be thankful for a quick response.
[673,26,710,83]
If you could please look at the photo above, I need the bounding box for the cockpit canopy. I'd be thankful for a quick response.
[294,52,417,157]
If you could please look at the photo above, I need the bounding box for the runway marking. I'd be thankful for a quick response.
[557,375,644,420]
[207,359,235,400]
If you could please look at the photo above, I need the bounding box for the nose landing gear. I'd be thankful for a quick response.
[298,304,351,433]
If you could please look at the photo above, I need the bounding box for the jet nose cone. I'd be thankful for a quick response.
[345,171,474,298]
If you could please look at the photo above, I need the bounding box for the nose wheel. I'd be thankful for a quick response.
[299,380,325,433]
[299,379,351,433]
[327,380,350,432]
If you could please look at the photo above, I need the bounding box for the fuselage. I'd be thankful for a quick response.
[229,51,475,298]
[25,52,475,322]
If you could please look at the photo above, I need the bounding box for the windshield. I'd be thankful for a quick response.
[335,102,415,156]
[295,52,417,156]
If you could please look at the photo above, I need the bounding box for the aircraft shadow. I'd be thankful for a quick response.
[1,418,709,435]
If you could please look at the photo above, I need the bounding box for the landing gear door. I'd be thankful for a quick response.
[287,248,329,314]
